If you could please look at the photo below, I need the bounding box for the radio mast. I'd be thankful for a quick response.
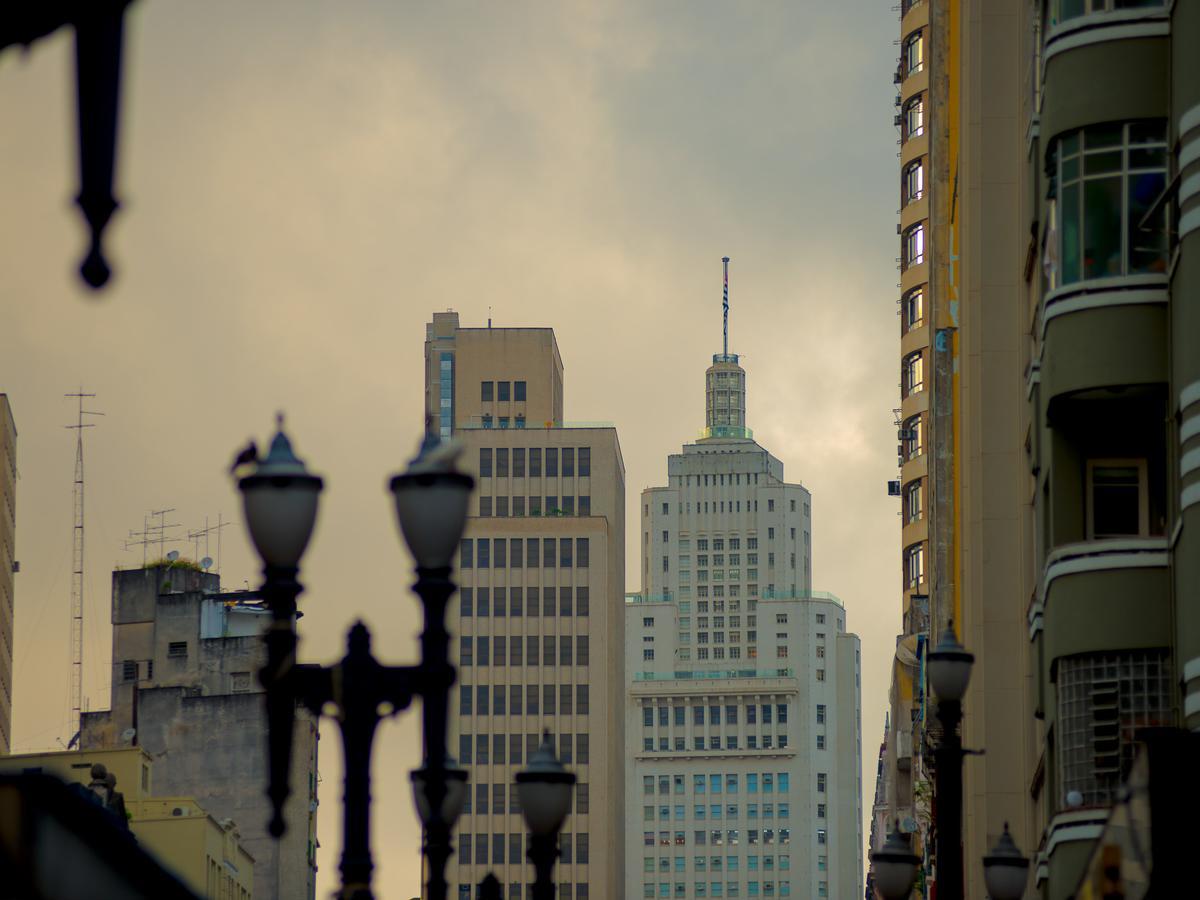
[65,390,103,746]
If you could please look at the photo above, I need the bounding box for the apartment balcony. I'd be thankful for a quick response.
[1040,274,1168,417]
[1040,538,1171,674]
[1042,4,1169,144]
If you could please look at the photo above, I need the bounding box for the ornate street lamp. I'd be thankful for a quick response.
[870,825,920,900]
[236,418,473,900]
[3,1,134,289]
[926,621,975,900]
[517,731,576,900]
[982,823,1029,900]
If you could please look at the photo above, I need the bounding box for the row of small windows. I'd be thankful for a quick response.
[643,829,797,847]
[644,803,796,822]
[460,683,591,716]
[644,855,795,873]
[458,733,592,768]
[644,734,803,752]
[479,495,590,517]
[641,880,803,898]
[459,635,590,667]
[642,705,790,727]
[643,773,796,795]
[460,586,589,617]
[479,447,591,478]
[652,500,805,516]
[480,381,528,403]
[455,884,588,900]
[461,538,589,568]
[456,831,588,866]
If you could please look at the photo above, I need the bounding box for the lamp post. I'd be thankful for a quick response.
[869,825,920,900]
[237,418,473,900]
[982,823,1030,900]
[3,1,133,289]
[926,621,975,900]
[516,731,576,900]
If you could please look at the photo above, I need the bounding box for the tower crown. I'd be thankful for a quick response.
[700,257,752,440]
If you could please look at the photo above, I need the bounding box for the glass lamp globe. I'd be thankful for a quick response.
[237,418,323,570]
[410,758,468,829]
[870,826,920,900]
[516,731,576,837]
[927,622,975,702]
[982,823,1029,900]
[389,434,474,569]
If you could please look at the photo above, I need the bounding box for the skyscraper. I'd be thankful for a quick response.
[427,312,625,900]
[625,284,862,900]
[0,394,14,756]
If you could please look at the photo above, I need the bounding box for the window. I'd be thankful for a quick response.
[546,448,559,476]
[1052,121,1168,286]
[478,496,492,517]
[904,479,922,524]
[479,448,493,477]
[902,414,923,460]
[122,659,137,682]
[903,29,923,75]
[578,447,591,476]
[497,381,510,402]
[902,286,924,333]
[530,447,542,476]
[515,380,527,401]
[1058,650,1172,807]
[902,223,925,269]
[904,542,925,589]
[902,159,925,206]
[481,381,494,402]
[168,641,188,659]
[903,94,924,141]
[1087,460,1149,538]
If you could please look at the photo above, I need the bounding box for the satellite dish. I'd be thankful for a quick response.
[121,727,137,743]
[200,557,213,570]
[166,550,180,562]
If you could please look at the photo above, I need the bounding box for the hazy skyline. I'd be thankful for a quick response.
[2,1,899,893]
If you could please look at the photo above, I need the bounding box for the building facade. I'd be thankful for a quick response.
[0,393,15,756]
[881,1,1199,898]
[0,746,256,899]
[426,312,625,900]
[1022,1,1200,897]
[626,341,862,899]
[881,0,1034,897]
[80,565,318,900]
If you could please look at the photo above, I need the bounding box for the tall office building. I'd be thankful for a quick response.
[881,1,1200,897]
[625,313,862,899]
[0,394,14,756]
[427,312,625,900]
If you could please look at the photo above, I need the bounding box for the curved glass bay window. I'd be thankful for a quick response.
[902,286,925,333]
[903,542,925,589]
[903,30,924,76]
[902,351,925,397]
[902,223,925,269]
[1052,120,1167,285]
[901,414,923,461]
[903,94,924,142]
[903,158,924,205]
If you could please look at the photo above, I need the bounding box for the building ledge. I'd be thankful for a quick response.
[1041,537,1169,606]
[1040,274,1167,341]
[1044,7,1169,66]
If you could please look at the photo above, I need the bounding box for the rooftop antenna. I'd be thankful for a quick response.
[148,507,180,560]
[65,389,103,744]
[722,256,731,358]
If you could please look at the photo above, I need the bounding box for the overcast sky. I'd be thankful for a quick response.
[2,1,899,893]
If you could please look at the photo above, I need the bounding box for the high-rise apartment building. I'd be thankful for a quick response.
[427,312,625,900]
[883,1,1033,896]
[81,565,319,900]
[881,1,1200,897]
[626,327,862,899]
[0,394,14,756]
